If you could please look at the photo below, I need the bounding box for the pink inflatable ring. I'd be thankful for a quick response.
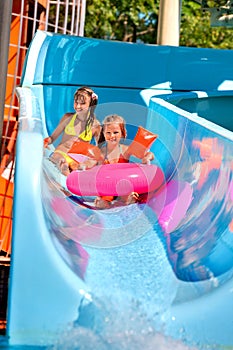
[66,163,164,197]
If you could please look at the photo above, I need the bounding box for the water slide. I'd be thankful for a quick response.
[7,30,233,349]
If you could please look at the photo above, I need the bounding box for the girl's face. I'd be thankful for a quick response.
[74,94,91,119]
[104,123,122,145]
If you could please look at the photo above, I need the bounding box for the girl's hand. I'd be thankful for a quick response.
[44,136,52,149]
[77,159,98,170]
[142,151,154,164]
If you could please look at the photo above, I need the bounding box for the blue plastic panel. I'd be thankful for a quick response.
[22,31,233,93]
[168,46,233,91]
[156,90,233,132]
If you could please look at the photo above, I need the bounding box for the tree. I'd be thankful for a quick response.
[180,1,233,49]
[84,0,233,48]
[84,0,160,43]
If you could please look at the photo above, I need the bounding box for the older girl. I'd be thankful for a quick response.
[44,86,101,176]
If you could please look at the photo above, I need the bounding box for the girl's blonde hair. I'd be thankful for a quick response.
[98,114,127,144]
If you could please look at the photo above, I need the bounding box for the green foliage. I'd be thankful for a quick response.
[84,0,160,43]
[180,1,233,48]
[202,0,228,7]
[84,0,233,48]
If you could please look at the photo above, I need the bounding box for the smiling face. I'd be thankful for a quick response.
[103,123,123,146]
[74,93,91,120]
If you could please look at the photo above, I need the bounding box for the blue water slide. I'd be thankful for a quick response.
[7,30,233,349]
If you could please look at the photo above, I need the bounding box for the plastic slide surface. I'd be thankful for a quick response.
[6,31,233,349]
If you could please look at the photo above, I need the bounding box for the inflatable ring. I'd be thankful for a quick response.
[66,163,164,197]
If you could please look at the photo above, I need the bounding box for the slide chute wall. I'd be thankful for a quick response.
[7,30,233,348]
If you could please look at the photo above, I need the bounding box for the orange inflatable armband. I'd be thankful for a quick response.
[68,140,103,161]
[127,126,158,159]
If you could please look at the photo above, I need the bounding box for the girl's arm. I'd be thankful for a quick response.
[124,144,154,164]
[141,151,154,164]
[74,158,98,171]
[96,146,105,165]
[50,113,72,142]
[44,113,72,148]
[92,119,102,144]
[75,145,104,170]
[121,144,131,161]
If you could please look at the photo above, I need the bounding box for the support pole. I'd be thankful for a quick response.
[0,0,13,162]
[157,0,182,46]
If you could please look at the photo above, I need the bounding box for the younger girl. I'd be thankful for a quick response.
[44,86,101,176]
[94,114,154,209]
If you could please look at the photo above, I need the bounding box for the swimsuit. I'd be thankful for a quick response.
[101,144,129,202]
[65,113,92,142]
[103,144,129,165]
[52,113,94,164]
[52,150,74,165]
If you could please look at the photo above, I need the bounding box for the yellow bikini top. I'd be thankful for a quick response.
[65,113,92,142]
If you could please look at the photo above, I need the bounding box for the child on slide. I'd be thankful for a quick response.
[93,114,155,209]
[43,86,101,176]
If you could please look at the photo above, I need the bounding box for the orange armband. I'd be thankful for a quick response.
[127,126,158,159]
[68,140,102,160]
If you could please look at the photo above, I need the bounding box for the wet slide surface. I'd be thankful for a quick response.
[6,31,233,349]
